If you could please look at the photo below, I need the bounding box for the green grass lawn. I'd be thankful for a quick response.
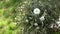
[0,0,22,34]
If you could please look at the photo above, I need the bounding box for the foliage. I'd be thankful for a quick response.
[0,0,22,34]
[0,0,60,34]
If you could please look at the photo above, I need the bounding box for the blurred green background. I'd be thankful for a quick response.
[0,0,22,34]
[0,0,60,34]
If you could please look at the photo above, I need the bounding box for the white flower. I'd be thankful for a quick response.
[56,21,60,28]
[58,24,60,28]
[59,16,60,21]
[33,8,40,14]
[36,27,40,29]
[50,24,54,28]
[20,9,23,11]
[55,16,60,28]
[24,1,27,3]
[34,23,38,26]
[39,16,45,21]
[57,21,60,24]
[15,17,17,20]
[26,19,29,22]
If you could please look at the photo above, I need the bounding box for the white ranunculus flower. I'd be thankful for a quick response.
[57,21,60,24]
[56,16,60,28]
[24,1,27,3]
[58,24,60,28]
[33,8,40,14]
[15,17,17,20]
[39,15,45,21]
[56,21,60,28]
[50,24,54,28]
[59,16,60,21]
[36,27,40,29]
[34,23,38,26]
[26,19,29,22]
